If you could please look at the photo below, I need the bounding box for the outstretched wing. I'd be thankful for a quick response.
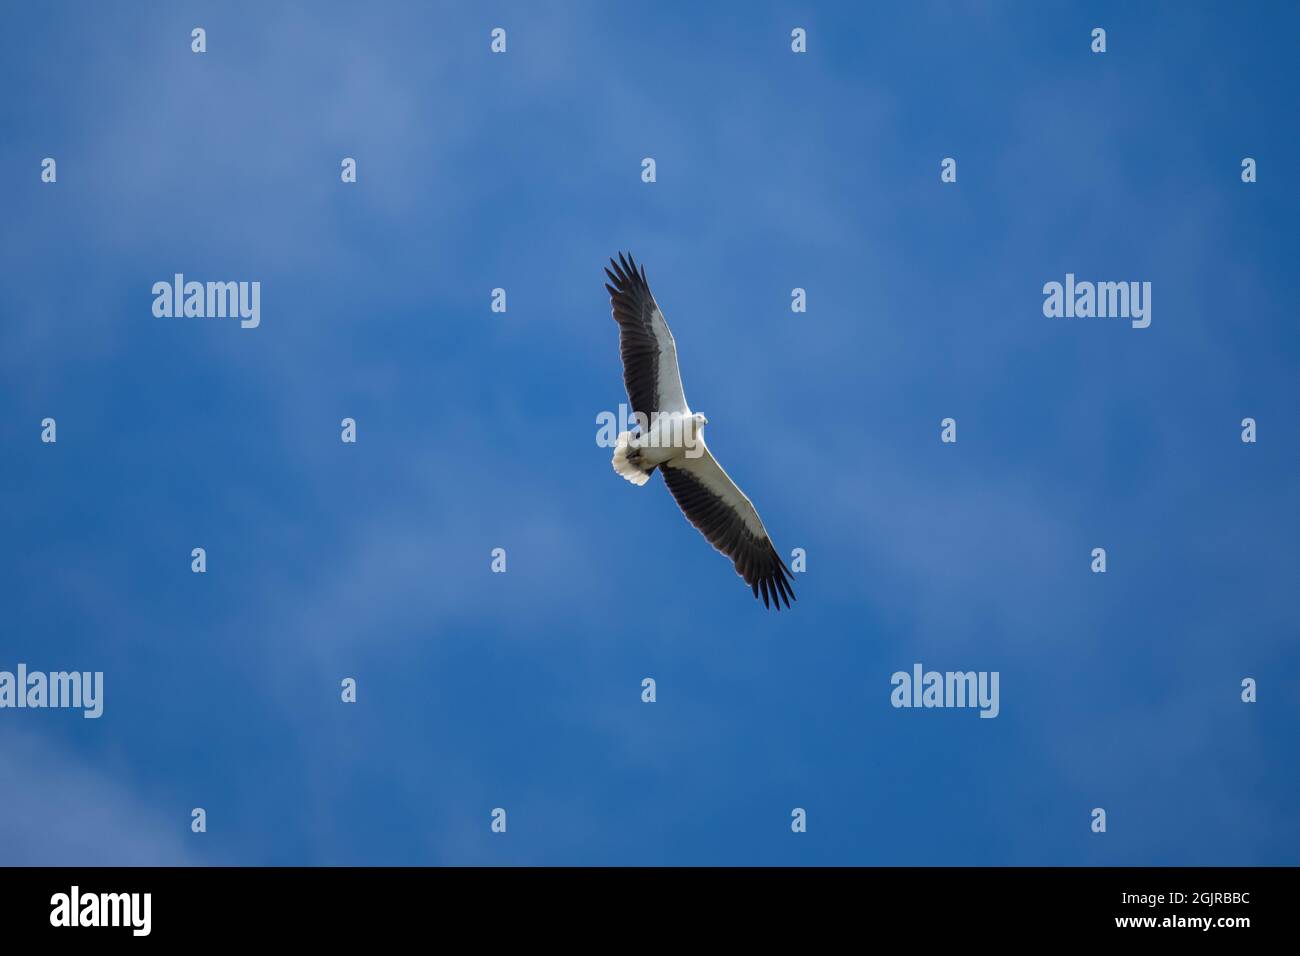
[605,253,690,421]
[661,446,796,610]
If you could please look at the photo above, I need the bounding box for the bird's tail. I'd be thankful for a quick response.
[612,431,654,486]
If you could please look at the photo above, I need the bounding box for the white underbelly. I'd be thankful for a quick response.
[635,412,697,466]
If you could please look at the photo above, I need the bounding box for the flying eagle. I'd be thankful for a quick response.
[604,253,796,610]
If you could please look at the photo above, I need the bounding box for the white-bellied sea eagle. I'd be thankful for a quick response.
[605,253,796,610]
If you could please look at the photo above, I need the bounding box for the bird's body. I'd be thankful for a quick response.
[604,253,796,610]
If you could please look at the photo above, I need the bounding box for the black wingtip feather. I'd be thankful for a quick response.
[772,573,788,608]
[606,253,652,297]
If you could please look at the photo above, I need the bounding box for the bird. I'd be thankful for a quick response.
[604,252,796,610]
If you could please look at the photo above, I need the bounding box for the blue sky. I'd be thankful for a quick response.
[1,1,1296,865]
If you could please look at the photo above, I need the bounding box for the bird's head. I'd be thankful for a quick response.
[693,412,708,428]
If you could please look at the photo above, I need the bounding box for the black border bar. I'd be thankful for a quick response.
[0,866,1281,941]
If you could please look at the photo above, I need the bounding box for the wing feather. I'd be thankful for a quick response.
[606,253,690,422]
[660,447,795,610]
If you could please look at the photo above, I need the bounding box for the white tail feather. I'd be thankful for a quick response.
[611,431,652,486]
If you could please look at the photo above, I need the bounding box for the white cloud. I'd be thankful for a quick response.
[0,727,199,865]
